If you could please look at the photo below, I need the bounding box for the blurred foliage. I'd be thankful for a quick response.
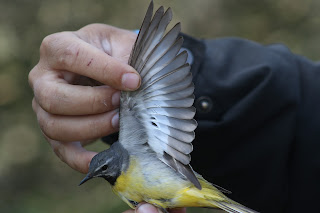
[0,0,320,212]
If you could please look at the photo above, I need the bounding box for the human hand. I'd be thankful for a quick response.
[29,24,140,173]
[122,203,186,213]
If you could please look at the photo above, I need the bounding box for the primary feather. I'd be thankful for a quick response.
[119,0,201,189]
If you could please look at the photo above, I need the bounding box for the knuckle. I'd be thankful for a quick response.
[38,112,56,140]
[44,120,57,140]
[90,94,99,113]
[40,35,52,55]
[36,82,56,113]
[44,116,56,134]
[40,33,59,56]
[57,41,81,69]
[90,92,106,113]
[41,32,81,70]
[28,66,38,88]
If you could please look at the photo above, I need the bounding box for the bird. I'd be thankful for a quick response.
[79,1,259,213]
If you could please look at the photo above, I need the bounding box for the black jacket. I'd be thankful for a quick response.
[103,34,320,213]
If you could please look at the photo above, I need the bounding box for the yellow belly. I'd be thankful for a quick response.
[112,157,233,209]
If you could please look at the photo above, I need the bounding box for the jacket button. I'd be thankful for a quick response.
[195,96,213,113]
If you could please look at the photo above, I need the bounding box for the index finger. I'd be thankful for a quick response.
[40,32,141,91]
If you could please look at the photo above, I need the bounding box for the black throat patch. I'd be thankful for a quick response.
[102,142,129,185]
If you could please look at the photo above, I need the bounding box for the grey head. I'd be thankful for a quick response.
[79,142,129,186]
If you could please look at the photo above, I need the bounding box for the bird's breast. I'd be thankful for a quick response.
[112,155,191,205]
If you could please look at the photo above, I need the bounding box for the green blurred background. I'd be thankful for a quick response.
[1,0,319,212]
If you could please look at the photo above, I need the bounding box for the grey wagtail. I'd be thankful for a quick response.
[79,1,259,212]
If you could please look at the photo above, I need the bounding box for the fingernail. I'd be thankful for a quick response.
[111,112,119,128]
[112,91,120,106]
[136,203,159,213]
[122,73,140,90]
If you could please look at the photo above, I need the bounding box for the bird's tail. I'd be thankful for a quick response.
[208,200,259,213]
[180,176,260,213]
[185,190,259,213]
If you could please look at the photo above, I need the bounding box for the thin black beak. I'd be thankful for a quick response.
[78,174,93,186]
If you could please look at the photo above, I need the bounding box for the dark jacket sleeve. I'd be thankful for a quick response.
[102,34,320,213]
[183,34,320,213]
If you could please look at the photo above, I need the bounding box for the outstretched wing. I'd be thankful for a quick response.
[119,1,201,189]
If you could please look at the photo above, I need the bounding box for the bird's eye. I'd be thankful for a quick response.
[101,165,108,170]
